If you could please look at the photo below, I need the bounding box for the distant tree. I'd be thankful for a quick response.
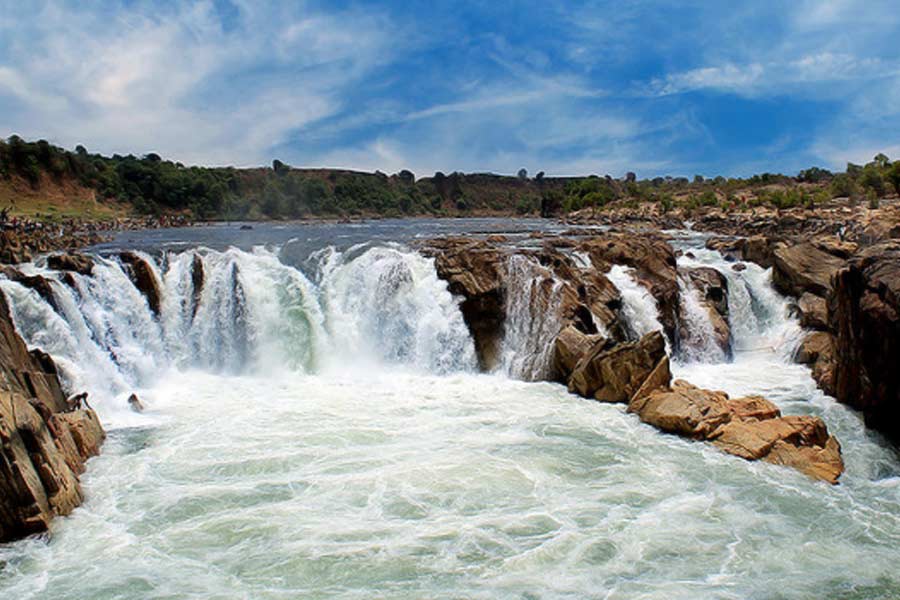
[272,159,289,174]
[797,166,832,183]
[860,166,886,196]
[535,171,545,181]
[517,168,528,180]
[625,171,636,183]
[846,162,863,177]
[75,145,88,156]
[874,153,891,169]
[694,174,704,184]
[397,169,415,184]
[889,162,900,195]
[144,153,162,162]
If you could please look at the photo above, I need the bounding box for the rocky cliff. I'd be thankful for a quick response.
[0,282,104,542]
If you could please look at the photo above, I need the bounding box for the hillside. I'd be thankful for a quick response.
[2,135,899,221]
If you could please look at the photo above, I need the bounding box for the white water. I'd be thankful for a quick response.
[605,264,666,342]
[1,236,899,599]
[676,275,729,364]
[499,255,564,381]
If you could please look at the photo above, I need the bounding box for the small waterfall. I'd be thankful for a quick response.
[675,275,728,363]
[675,248,802,360]
[605,265,665,342]
[499,255,564,381]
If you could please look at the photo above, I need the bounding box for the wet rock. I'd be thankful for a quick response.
[772,242,844,298]
[568,330,666,402]
[681,267,732,357]
[829,241,900,442]
[47,252,94,276]
[0,267,60,311]
[0,292,104,542]
[794,331,836,395]
[120,252,162,316]
[629,380,734,439]
[127,393,145,413]
[797,293,829,330]
[191,253,205,319]
[731,263,747,272]
[552,325,606,382]
[629,380,843,483]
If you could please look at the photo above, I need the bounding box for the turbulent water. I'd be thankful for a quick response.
[1,223,899,599]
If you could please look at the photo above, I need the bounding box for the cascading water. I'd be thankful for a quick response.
[498,254,565,381]
[605,264,666,341]
[1,224,899,600]
[1,244,476,424]
[675,274,729,363]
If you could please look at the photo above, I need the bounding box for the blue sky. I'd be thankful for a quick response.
[1,1,899,178]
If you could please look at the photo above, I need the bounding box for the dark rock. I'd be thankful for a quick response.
[47,252,94,276]
[120,252,162,316]
[772,242,844,298]
[568,331,666,402]
[829,241,900,442]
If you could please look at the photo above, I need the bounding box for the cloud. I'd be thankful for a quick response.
[646,53,895,97]
[0,1,398,166]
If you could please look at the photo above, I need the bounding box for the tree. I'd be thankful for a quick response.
[625,171,636,183]
[272,159,289,174]
[397,169,415,184]
[874,153,891,169]
[517,168,528,180]
[888,162,900,195]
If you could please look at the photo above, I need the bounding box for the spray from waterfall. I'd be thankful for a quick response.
[675,275,728,363]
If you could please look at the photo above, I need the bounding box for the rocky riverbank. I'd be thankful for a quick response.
[422,232,845,483]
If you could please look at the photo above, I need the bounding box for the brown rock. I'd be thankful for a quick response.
[552,325,606,382]
[793,331,836,396]
[629,380,733,439]
[120,252,162,315]
[797,292,828,330]
[829,241,900,442]
[0,291,105,542]
[47,252,94,276]
[569,331,666,402]
[772,242,845,298]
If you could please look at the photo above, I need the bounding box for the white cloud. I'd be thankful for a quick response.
[0,1,397,166]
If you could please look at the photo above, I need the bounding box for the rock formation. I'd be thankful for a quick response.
[120,252,163,316]
[0,290,105,542]
[829,241,900,442]
[630,380,843,484]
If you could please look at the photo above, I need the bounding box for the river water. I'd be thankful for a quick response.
[0,220,898,599]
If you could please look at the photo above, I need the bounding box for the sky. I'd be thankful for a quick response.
[1,1,899,179]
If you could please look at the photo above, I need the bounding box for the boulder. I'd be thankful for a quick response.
[772,242,845,298]
[628,379,843,483]
[568,331,666,402]
[829,241,900,442]
[120,252,162,316]
[629,380,734,439]
[127,393,145,413]
[191,253,205,319]
[552,325,606,382]
[794,331,836,396]
[47,252,94,276]
[797,293,828,330]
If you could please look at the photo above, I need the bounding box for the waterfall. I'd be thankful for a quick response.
[605,265,666,342]
[0,245,477,420]
[675,248,801,360]
[675,275,728,363]
[498,255,564,381]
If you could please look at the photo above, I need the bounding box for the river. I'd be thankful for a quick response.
[0,220,898,599]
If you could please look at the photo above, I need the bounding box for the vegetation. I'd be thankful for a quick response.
[1,135,898,221]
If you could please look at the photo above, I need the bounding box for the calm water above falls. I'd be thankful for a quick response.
[1,221,899,599]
